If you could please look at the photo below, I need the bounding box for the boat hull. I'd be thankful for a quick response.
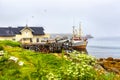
[72,41,87,50]
[72,45,86,49]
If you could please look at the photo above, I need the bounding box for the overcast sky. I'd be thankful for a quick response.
[0,0,120,37]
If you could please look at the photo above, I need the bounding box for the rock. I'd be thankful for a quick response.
[94,64,106,71]
[106,57,113,61]
[97,57,120,74]
[110,61,116,64]
[99,58,104,61]
[98,62,104,66]
[9,56,19,63]
[114,59,120,62]
[109,68,120,74]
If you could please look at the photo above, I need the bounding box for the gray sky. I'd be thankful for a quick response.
[0,0,120,37]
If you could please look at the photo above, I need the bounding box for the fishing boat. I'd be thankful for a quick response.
[71,23,88,49]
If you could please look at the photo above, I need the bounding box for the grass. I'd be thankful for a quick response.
[0,40,120,80]
[0,40,70,79]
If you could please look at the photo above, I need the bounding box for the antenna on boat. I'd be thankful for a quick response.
[72,17,75,38]
[73,26,75,37]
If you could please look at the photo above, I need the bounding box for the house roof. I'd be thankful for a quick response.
[0,26,45,36]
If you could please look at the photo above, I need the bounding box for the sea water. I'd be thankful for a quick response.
[51,34,120,58]
[87,37,120,58]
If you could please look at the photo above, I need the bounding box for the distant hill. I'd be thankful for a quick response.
[50,33,94,39]
[50,33,72,39]
[85,34,94,39]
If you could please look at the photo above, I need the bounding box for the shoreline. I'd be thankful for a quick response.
[97,57,120,74]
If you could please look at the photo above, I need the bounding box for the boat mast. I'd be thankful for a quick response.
[73,26,75,37]
[79,22,82,37]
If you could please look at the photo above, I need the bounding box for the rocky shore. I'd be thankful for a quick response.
[97,57,120,74]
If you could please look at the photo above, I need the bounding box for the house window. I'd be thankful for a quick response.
[30,38,32,42]
[12,38,15,41]
[23,38,27,41]
[36,38,39,42]
[26,31,28,36]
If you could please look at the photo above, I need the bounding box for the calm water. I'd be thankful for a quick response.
[51,34,120,58]
[87,37,120,58]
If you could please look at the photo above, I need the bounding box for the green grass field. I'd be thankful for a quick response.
[0,40,119,80]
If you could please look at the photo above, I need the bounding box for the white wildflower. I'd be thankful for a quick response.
[0,50,4,56]
[18,61,24,66]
